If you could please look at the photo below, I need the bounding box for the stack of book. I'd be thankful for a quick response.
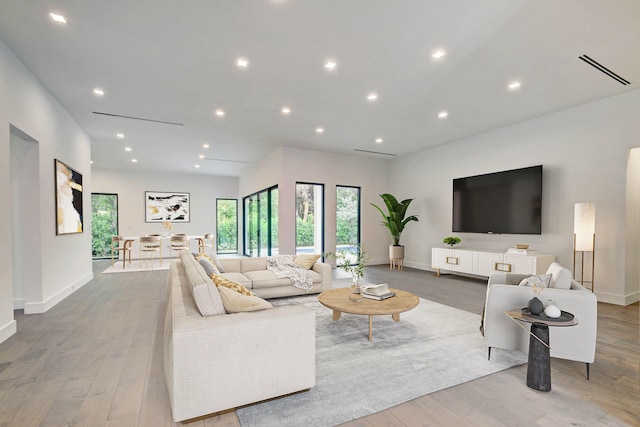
[362,283,396,300]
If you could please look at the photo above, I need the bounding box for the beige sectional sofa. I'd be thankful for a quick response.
[217,256,332,298]
[164,252,318,422]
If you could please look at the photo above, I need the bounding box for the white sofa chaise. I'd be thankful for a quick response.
[483,262,597,377]
[164,251,316,422]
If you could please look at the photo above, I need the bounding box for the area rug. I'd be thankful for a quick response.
[101,259,171,273]
[236,294,527,427]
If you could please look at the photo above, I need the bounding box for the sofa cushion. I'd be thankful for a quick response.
[242,258,267,273]
[245,270,293,289]
[179,251,226,316]
[211,274,256,296]
[219,259,242,273]
[217,286,273,312]
[220,272,253,288]
[197,256,220,276]
[546,262,572,290]
[294,254,321,269]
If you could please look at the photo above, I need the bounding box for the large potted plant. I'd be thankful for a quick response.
[371,194,419,264]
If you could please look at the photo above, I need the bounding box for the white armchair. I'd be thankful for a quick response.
[483,263,597,378]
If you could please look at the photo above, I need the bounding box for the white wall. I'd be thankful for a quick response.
[626,148,640,301]
[391,89,640,305]
[240,147,391,263]
[1,39,93,342]
[91,168,238,254]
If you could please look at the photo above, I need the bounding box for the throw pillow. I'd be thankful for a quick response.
[546,262,572,290]
[294,254,321,270]
[217,286,273,312]
[195,252,225,273]
[211,274,255,296]
[198,257,220,276]
[518,273,552,289]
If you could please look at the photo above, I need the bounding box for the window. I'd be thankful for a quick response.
[336,186,361,264]
[216,199,238,254]
[243,186,278,257]
[91,193,118,258]
[296,182,324,255]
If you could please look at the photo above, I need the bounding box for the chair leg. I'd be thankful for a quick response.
[488,347,491,360]
[586,363,590,380]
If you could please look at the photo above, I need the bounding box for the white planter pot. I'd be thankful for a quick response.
[389,245,404,260]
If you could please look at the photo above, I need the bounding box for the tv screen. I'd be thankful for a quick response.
[452,165,542,234]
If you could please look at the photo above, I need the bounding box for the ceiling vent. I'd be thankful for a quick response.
[93,111,184,126]
[202,157,250,164]
[578,55,631,86]
[354,149,396,157]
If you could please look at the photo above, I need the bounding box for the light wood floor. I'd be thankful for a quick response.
[0,261,637,426]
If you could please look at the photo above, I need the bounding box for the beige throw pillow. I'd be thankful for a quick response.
[294,254,321,269]
[217,286,273,312]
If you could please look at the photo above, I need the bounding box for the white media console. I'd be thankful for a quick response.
[431,247,555,278]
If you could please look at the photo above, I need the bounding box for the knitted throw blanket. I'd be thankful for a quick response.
[266,255,313,291]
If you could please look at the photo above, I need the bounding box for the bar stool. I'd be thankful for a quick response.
[140,236,161,269]
[111,236,133,269]
[197,233,215,256]
[170,235,190,258]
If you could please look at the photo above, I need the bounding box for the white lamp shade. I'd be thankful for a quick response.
[574,203,595,251]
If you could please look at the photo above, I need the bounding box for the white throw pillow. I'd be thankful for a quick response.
[518,274,552,289]
[546,262,572,290]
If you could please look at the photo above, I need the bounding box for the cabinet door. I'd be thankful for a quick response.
[431,248,451,270]
[476,252,504,276]
[450,250,473,273]
[504,254,536,275]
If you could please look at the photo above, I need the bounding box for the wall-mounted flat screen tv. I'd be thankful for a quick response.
[452,165,542,234]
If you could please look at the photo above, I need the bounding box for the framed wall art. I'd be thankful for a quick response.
[145,191,190,222]
[55,158,84,235]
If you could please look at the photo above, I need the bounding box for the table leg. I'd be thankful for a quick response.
[368,316,373,342]
[392,313,400,322]
[527,322,551,391]
[332,310,342,321]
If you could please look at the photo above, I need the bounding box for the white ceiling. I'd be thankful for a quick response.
[1,0,638,176]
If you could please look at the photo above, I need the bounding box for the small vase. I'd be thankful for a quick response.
[349,284,363,303]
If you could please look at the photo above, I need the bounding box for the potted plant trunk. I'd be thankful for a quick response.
[371,194,418,269]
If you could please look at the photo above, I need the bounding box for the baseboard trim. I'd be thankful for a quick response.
[24,272,93,314]
[0,319,17,344]
[13,298,26,310]
[596,290,640,306]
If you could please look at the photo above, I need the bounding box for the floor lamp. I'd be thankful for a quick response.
[573,202,595,292]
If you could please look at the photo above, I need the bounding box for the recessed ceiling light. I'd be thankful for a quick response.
[131,158,137,163]
[93,88,104,97]
[509,81,522,90]
[215,109,225,117]
[237,58,249,69]
[49,12,67,24]
[316,127,324,134]
[116,133,124,139]
[324,60,337,71]
[438,111,448,119]
[375,138,383,144]
[432,49,446,59]
[203,143,210,149]
[90,160,93,164]
[124,147,132,152]
[198,154,205,159]
[195,164,200,169]
[281,107,291,115]
[367,92,378,102]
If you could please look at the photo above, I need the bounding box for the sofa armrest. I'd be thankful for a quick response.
[312,261,332,291]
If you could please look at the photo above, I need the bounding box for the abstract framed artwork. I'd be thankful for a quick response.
[55,158,83,235]
[145,191,190,222]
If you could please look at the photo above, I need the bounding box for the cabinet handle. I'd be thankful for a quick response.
[446,256,459,265]
[494,262,512,272]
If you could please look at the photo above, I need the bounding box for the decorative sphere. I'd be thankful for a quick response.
[544,305,562,318]
[527,297,544,315]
